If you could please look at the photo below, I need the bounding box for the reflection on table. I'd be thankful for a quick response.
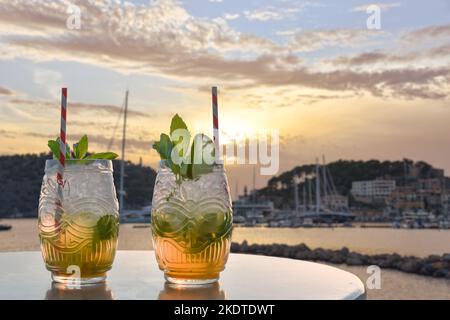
[45,282,114,300]
[158,282,225,300]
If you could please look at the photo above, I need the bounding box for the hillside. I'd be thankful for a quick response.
[0,153,156,218]
[256,159,449,209]
[1,154,448,217]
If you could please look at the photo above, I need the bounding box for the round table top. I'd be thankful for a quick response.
[0,251,365,300]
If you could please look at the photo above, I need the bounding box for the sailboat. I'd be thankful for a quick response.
[114,91,152,224]
[119,90,129,217]
[295,157,354,224]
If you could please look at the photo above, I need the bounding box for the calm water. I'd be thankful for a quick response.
[232,227,450,257]
[1,219,449,256]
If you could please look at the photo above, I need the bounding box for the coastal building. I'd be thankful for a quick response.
[351,179,396,203]
[232,195,274,225]
[387,186,424,211]
[322,194,348,210]
[417,178,442,193]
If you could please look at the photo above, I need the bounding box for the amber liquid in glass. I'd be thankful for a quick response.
[39,212,119,282]
[152,210,232,283]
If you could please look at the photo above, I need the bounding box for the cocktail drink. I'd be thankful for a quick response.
[38,159,119,285]
[151,161,233,285]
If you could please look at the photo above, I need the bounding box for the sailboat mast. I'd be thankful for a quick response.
[119,90,129,215]
[293,175,299,215]
[443,178,448,216]
[253,165,256,204]
[308,178,312,209]
[315,158,320,214]
[303,183,306,212]
[322,155,327,207]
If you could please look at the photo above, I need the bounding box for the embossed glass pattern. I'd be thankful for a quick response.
[38,160,119,285]
[151,162,233,285]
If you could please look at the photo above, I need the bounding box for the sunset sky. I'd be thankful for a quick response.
[0,0,449,196]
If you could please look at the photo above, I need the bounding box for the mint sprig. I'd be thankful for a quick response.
[153,114,215,180]
[48,135,118,160]
[93,215,119,241]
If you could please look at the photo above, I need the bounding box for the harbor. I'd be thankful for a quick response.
[230,159,450,230]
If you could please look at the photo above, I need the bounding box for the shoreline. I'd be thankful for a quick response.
[231,241,450,279]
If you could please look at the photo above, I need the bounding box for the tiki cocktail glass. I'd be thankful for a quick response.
[151,161,233,285]
[38,160,119,285]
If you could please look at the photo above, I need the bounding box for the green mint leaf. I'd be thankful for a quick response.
[85,152,119,160]
[170,114,188,136]
[180,162,193,180]
[94,215,119,241]
[49,138,71,159]
[159,133,173,160]
[152,140,161,154]
[191,134,215,179]
[170,115,190,158]
[74,135,88,159]
[48,140,59,159]
[48,135,116,161]
[57,137,72,159]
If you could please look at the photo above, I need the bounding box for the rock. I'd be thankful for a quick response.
[399,259,422,273]
[442,253,450,263]
[420,263,437,276]
[294,251,309,260]
[230,242,240,252]
[294,243,311,252]
[329,253,345,264]
[314,248,332,261]
[346,257,363,265]
[433,269,448,278]
[425,255,441,263]
[232,242,448,279]
[340,247,350,257]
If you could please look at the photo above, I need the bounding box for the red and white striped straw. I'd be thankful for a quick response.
[211,86,220,163]
[57,88,67,189]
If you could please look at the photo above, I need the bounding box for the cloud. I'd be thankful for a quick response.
[0,0,448,100]
[328,44,450,66]
[0,129,153,152]
[33,68,63,98]
[244,8,286,21]
[401,24,450,42]
[286,28,384,52]
[0,129,16,139]
[8,98,150,117]
[352,2,401,12]
[244,5,302,21]
[243,1,325,21]
[0,86,13,95]
[223,13,239,20]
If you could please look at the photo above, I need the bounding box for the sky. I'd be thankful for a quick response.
[0,0,450,198]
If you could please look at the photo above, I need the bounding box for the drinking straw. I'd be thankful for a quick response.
[56,88,67,200]
[211,86,220,162]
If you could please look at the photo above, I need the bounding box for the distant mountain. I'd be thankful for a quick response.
[255,159,449,209]
[0,153,156,218]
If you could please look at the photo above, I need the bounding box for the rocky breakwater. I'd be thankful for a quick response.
[230,241,450,279]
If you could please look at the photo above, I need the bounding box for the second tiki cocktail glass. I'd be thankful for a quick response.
[151,161,233,285]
